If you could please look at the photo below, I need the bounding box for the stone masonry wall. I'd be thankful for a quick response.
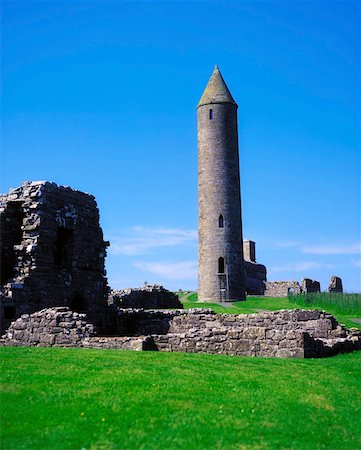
[109,284,182,309]
[264,281,301,297]
[2,307,360,358]
[302,278,321,293]
[0,181,109,333]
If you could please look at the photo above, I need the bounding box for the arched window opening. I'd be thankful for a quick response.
[218,214,224,228]
[218,257,225,274]
[70,293,87,313]
[209,109,213,120]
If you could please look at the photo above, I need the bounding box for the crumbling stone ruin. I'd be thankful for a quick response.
[243,240,267,295]
[264,281,301,297]
[2,307,360,358]
[108,284,183,309]
[301,278,321,293]
[328,276,343,293]
[0,181,109,334]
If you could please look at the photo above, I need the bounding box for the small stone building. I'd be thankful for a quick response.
[0,181,109,333]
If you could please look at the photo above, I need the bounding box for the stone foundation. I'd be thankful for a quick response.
[2,307,359,358]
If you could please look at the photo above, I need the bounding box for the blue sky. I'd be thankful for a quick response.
[2,0,360,292]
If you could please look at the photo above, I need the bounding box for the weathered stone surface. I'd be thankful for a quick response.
[264,281,301,297]
[1,307,96,347]
[198,67,246,302]
[1,307,359,358]
[302,278,321,293]
[109,284,182,309]
[328,276,343,293]
[0,181,109,333]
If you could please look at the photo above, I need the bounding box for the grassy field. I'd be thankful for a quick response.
[1,347,361,450]
[179,293,361,330]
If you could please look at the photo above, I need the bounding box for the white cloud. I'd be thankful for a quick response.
[134,260,197,281]
[268,261,334,274]
[108,226,197,256]
[301,243,361,255]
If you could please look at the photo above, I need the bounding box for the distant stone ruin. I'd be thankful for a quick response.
[302,278,321,293]
[329,276,343,293]
[0,181,109,333]
[264,281,301,297]
[243,240,267,295]
[108,284,183,309]
[2,307,360,358]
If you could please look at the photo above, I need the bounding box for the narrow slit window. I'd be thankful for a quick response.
[218,214,224,228]
[209,109,213,120]
[218,257,225,274]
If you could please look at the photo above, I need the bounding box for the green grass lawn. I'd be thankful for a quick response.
[182,294,361,330]
[1,347,361,450]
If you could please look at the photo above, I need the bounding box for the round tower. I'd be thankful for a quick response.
[197,66,246,302]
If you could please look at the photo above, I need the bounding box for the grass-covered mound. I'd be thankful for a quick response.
[1,348,361,449]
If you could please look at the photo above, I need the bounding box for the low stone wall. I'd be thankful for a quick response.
[1,307,96,347]
[1,306,360,358]
[109,284,183,309]
[82,336,153,351]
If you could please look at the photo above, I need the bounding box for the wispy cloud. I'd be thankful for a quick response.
[108,226,197,256]
[301,243,361,255]
[134,260,197,281]
[270,240,299,248]
[268,261,334,274]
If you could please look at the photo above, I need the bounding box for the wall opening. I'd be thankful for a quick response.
[0,201,24,284]
[70,293,87,313]
[4,306,16,320]
[218,214,224,228]
[209,109,213,120]
[54,227,74,269]
[288,287,295,296]
[218,257,225,274]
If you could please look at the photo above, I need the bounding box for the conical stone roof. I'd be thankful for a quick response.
[197,65,236,108]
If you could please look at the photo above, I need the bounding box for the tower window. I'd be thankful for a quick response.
[218,214,224,228]
[209,109,213,120]
[218,257,225,274]
[54,227,74,269]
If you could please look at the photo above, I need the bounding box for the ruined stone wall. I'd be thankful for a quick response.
[329,276,343,293]
[1,307,96,347]
[109,285,182,309]
[302,278,321,293]
[244,261,266,295]
[0,181,109,333]
[264,281,301,297]
[1,307,359,358]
